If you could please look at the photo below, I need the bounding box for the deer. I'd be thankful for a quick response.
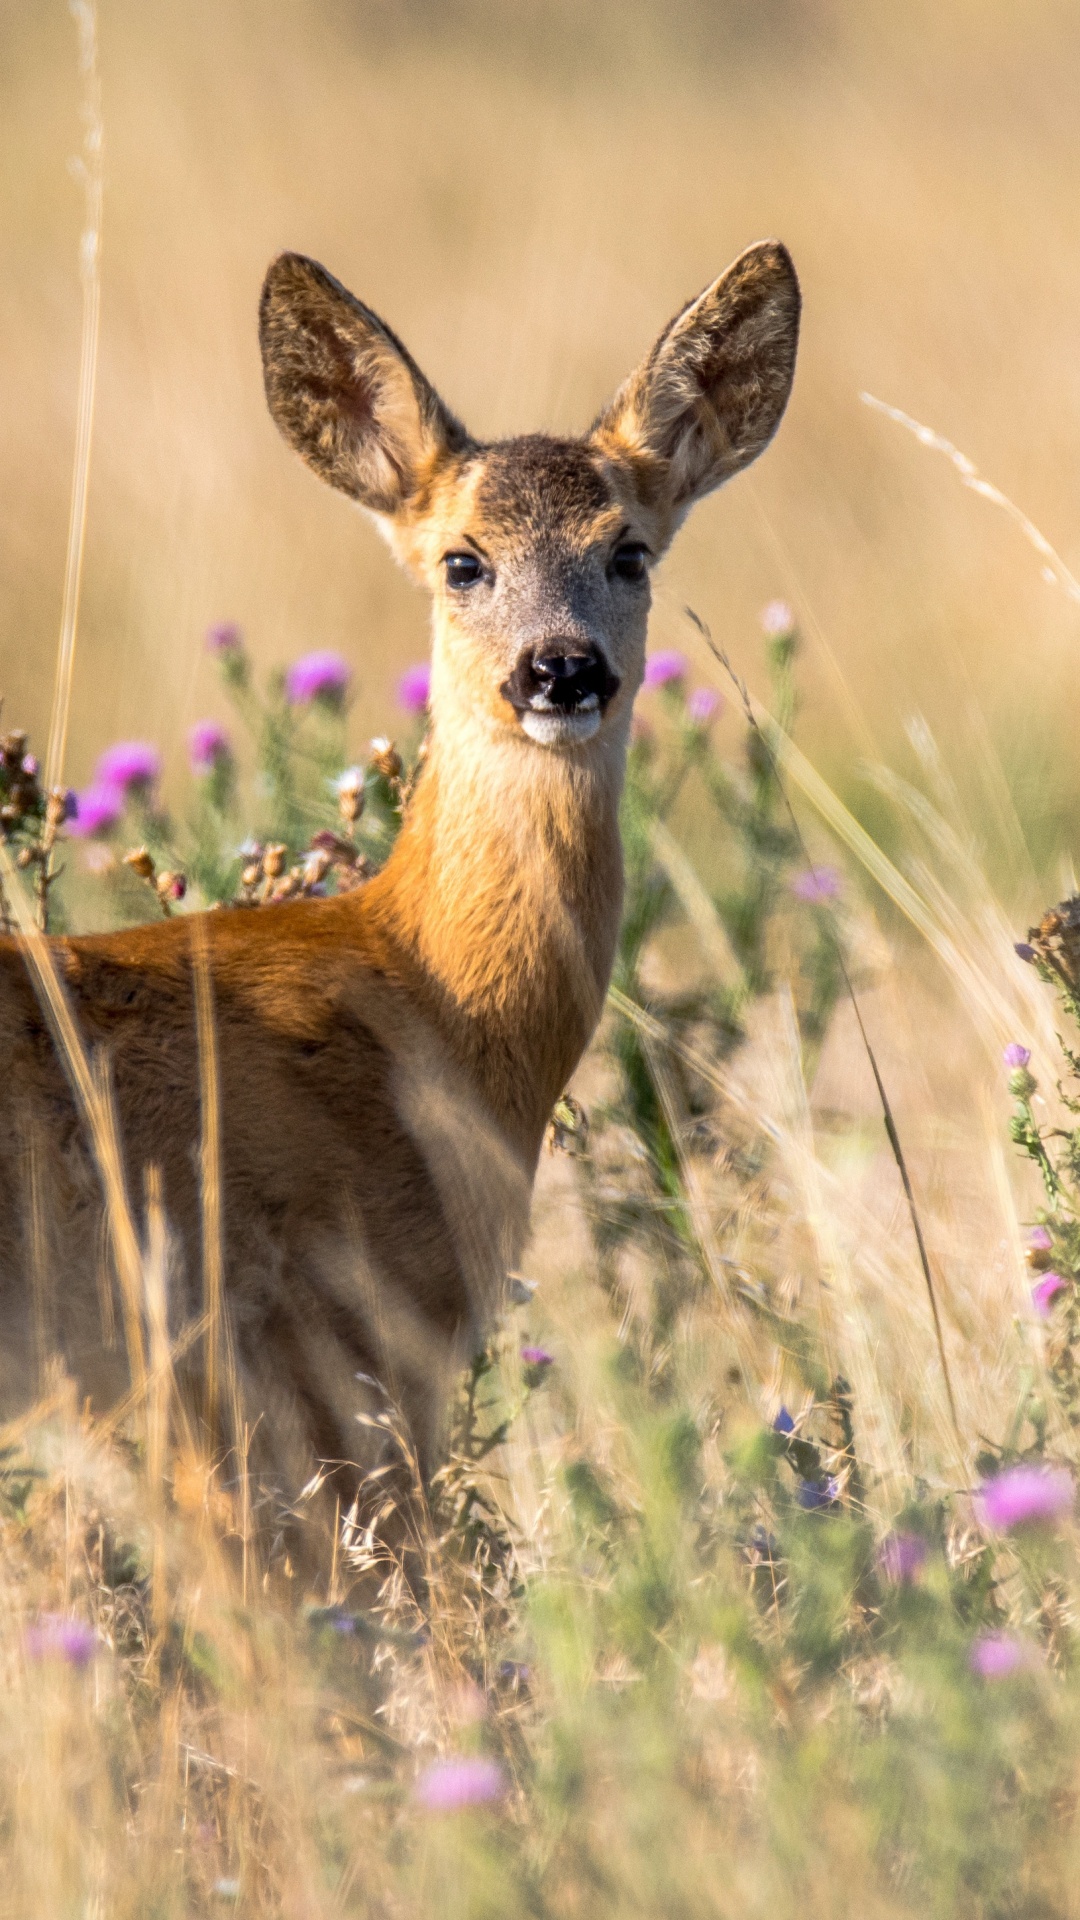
[0,240,799,1544]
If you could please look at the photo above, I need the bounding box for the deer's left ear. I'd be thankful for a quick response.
[590,240,800,514]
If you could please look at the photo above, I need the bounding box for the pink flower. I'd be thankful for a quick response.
[1003,1044,1031,1070]
[285,650,352,706]
[521,1345,554,1368]
[687,686,722,726]
[643,650,687,689]
[188,721,231,774]
[66,783,122,838]
[976,1464,1074,1531]
[1029,1226,1053,1253]
[25,1614,97,1668]
[95,741,160,793]
[969,1632,1029,1679]
[206,621,242,654]
[397,663,431,713]
[791,866,842,904]
[21,753,39,778]
[1032,1273,1068,1317]
[878,1531,927,1585]
[415,1756,507,1812]
[760,599,796,637]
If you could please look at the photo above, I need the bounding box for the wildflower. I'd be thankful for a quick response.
[415,1755,507,1812]
[772,1406,795,1435]
[66,783,122,838]
[878,1531,927,1584]
[686,686,722,726]
[797,1477,840,1510]
[188,720,231,774]
[20,753,38,778]
[1032,1273,1067,1317]
[791,866,842,904]
[643,650,687,689]
[976,1463,1074,1531]
[1029,1226,1053,1253]
[969,1632,1029,1679]
[206,621,242,654]
[285,649,352,706]
[95,741,160,794]
[1014,942,1036,963]
[760,599,796,637]
[25,1613,97,1668]
[397,663,431,713]
[1003,1043,1031,1070]
[521,1345,554,1368]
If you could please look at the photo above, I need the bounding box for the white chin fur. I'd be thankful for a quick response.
[520,709,602,748]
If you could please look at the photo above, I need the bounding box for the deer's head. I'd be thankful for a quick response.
[259,243,799,754]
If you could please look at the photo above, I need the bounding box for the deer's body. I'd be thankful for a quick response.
[0,241,798,1511]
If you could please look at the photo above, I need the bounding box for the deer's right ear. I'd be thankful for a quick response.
[259,253,472,514]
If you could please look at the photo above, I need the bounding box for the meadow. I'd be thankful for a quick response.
[4,2,1080,1913]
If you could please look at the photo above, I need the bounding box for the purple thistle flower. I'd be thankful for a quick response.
[25,1614,97,1668]
[1003,1043,1031,1070]
[66,783,122,838]
[760,599,796,637]
[878,1531,927,1584]
[643,650,687,690]
[95,741,160,793]
[521,1345,554,1368]
[791,866,842,904]
[969,1632,1029,1679]
[21,753,39,777]
[773,1406,795,1435]
[415,1755,508,1812]
[1032,1273,1068,1317]
[1029,1226,1054,1253]
[797,1477,840,1510]
[285,650,352,706]
[1014,942,1036,963]
[977,1463,1074,1531]
[206,621,242,654]
[686,686,722,726]
[188,720,231,775]
[397,663,432,713]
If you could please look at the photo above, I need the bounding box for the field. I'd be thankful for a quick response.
[3,2,1080,1913]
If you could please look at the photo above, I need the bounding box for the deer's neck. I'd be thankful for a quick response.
[364,706,626,1159]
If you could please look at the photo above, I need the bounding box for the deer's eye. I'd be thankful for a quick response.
[444,552,484,589]
[610,543,648,583]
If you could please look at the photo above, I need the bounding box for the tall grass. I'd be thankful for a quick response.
[5,5,1080,1910]
[2,599,1080,1914]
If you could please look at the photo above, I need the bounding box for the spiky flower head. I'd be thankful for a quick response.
[285,650,352,706]
[95,741,160,793]
[397,663,431,713]
[643,650,687,689]
[188,720,231,775]
[415,1756,507,1812]
[976,1463,1073,1531]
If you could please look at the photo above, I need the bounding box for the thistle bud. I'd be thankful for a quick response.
[124,847,155,881]
[369,738,403,782]
[263,843,287,880]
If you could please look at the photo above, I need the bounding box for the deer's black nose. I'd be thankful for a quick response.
[501,642,621,716]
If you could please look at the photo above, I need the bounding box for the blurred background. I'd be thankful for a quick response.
[2,0,1079,879]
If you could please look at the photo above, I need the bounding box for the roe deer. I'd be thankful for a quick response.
[0,241,799,1520]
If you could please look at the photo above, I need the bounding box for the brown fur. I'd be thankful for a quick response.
[0,240,799,1520]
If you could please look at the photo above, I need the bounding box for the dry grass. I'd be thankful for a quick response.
[4,4,1080,1912]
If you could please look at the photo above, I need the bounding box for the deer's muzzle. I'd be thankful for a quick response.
[500,643,620,747]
